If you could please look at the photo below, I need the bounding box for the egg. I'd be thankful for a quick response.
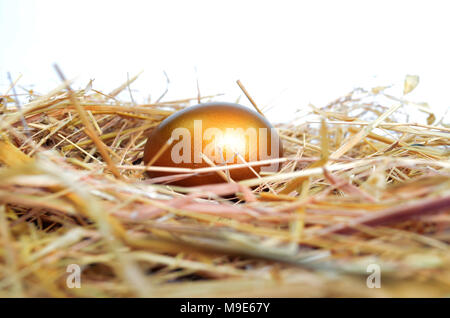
[143,102,283,186]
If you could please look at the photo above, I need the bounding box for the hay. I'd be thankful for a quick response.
[0,71,449,297]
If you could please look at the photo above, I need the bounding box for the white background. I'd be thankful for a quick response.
[1,0,449,123]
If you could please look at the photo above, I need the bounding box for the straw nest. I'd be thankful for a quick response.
[0,71,449,297]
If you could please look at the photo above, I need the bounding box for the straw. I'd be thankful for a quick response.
[0,73,449,297]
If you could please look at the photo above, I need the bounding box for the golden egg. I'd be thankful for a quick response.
[143,102,283,186]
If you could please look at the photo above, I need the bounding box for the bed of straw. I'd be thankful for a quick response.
[0,72,449,297]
